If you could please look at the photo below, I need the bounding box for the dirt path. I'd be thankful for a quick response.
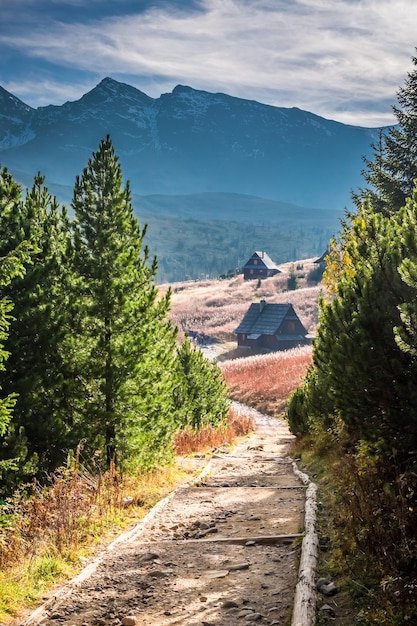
[19,406,313,626]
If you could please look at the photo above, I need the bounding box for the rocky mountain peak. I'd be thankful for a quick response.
[0,86,32,115]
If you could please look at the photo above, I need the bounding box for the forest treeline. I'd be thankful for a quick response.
[0,136,230,497]
[287,53,417,624]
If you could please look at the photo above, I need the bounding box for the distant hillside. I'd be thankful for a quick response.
[0,78,376,281]
[136,193,340,282]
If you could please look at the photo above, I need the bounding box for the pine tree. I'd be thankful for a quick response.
[305,206,417,452]
[354,52,417,214]
[0,168,34,489]
[394,188,417,358]
[0,172,73,478]
[174,337,230,431]
[69,136,179,470]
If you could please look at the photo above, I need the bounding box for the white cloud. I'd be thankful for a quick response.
[2,0,417,125]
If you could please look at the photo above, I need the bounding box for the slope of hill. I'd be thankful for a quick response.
[164,258,322,359]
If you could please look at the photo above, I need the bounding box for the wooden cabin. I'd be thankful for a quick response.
[242,251,281,280]
[234,300,310,352]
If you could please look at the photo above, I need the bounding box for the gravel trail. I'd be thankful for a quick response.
[19,405,311,626]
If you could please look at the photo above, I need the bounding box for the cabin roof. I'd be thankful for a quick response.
[235,302,304,336]
[243,251,280,271]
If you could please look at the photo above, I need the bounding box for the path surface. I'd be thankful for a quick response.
[20,406,310,626]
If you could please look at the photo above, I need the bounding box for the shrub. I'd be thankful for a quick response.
[287,387,310,436]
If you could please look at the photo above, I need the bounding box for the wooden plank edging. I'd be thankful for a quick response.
[291,461,319,626]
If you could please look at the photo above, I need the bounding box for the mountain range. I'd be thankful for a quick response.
[0,78,385,281]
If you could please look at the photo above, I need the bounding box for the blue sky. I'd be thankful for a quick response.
[1,0,417,127]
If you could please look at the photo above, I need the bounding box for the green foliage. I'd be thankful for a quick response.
[287,387,309,436]
[295,150,417,624]
[69,136,179,470]
[0,141,241,489]
[174,337,230,432]
[302,202,417,455]
[0,167,37,492]
[0,172,73,490]
[289,55,417,624]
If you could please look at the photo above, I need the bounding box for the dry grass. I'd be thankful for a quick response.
[174,405,254,455]
[0,463,197,622]
[162,258,322,343]
[0,409,254,623]
[221,345,313,417]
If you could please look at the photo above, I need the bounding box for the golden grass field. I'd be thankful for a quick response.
[164,258,321,342]
[164,258,321,415]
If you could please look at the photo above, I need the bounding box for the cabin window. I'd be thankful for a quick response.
[287,321,296,332]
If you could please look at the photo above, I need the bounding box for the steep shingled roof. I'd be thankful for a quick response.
[242,251,280,271]
[235,301,305,336]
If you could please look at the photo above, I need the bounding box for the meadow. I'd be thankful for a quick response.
[164,257,322,345]
[166,258,319,414]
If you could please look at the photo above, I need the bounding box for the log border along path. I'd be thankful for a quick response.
[19,403,318,626]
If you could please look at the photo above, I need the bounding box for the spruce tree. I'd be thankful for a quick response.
[354,52,417,214]
[69,136,178,470]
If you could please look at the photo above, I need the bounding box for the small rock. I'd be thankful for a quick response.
[138,552,159,563]
[204,570,229,578]
[245,540,257,547]
[317,578,338,596]
[121,617,137,626]
[228,562,250,571]
[319,603,336,618]
[245,613,262,621]
[222,600,239,609]
[148,569,170,578]
[238,609,255,618]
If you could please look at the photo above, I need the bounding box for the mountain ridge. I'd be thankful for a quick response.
[0,77,382,210]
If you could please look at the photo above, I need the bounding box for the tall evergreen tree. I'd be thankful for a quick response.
[354,52,417,215]
[0,168,35,489]
[0,172,72,477]
[69,136,178,470]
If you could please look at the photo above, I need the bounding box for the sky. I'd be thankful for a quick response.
[1,0,417,127]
